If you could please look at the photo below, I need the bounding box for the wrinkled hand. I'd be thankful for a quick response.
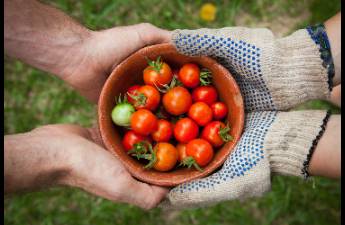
[31,124,168,210]
[64,23,171,103]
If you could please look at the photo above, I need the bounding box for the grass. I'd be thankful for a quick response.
[4,0,341,225]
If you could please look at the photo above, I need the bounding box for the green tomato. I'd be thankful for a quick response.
[111,103,135,127]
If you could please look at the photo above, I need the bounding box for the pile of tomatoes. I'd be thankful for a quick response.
[111,56,232,172]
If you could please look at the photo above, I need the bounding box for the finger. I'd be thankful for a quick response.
[133,23,172,46]
[124,179,169,210]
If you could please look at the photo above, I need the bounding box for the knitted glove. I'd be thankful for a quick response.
[159,24,334,210]
[160,110,330,209]
[171,24,334,112]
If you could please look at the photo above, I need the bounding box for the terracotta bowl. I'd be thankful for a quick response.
[98,43,244,187]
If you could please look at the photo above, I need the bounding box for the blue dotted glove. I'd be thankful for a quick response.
[171,25,334,112]
[159,25,333,209]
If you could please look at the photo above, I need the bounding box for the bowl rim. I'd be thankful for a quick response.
[98,43,244,186]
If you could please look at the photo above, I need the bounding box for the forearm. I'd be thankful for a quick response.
[4,130,71,194]
[4,0,92,79]
[325,12,341,86]
[308,115,341,178]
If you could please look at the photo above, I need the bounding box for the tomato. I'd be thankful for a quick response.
[174,118,199,143]
[163,86,192,115]
[143,57,173,87]
[188,102,213,126]
[152,142,178,171]
[192,85,218,106]
[111,98,135,127]
[186,139,214,167]
[201,121,233,147]
[122,130,150,151]
[126,85,141,105]
[211,102,228,120]
[178,63,200,88]
[152,119,173,142]
[132,85,160,111]
[176,143,188,163]
[130,109,158,135]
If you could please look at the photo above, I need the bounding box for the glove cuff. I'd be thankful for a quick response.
[265,27,331,110]
[265,110,330,178]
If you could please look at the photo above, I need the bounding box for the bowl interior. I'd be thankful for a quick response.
[98,43,244,186]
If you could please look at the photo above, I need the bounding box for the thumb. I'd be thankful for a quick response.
[132,23,172,46]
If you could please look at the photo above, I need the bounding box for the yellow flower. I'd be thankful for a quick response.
[200,3,217,22]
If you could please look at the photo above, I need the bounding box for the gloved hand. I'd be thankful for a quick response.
[160,24,334,209]
[171,24,334,112]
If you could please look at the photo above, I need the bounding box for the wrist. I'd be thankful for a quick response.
[4,128,72,193]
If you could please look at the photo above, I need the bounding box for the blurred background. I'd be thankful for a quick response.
[4,0,341,224]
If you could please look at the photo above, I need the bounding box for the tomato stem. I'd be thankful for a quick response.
[218,123,233,142]
[146,56,163,73]
[127,141,157,169]
[180,156,203,172]
[127,92,147,107]
[200,69,212,86]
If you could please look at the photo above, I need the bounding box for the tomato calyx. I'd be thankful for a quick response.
[218,123,234,142]
[179,156,203,172]
[127,91,147,107]
[127,141,157,169]
[115,93,129,105]
[154,75,181,93]
[199,69,212,86]
[146,56,163,73]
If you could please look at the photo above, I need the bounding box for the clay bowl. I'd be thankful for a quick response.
[98,43,244,187]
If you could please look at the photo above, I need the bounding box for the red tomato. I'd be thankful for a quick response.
[126,85,141,105]
[133,85,160,111]
[163,86,192,115]
[201,121,232,148]
[186,139,214,167]
[188,102,213,126]
[153,142,178,171]
[152,119,173,142]
[143,57,173,87]
[178,63,200,88]
[211,102,228,120]
[122,130,150,151]
[192,86,218,106]
[174,118,199,143]
[177,143,188,163]
[130,109,158,135]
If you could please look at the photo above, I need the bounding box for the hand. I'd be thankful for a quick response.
[4,124,168,210]
[171,24,334,112]
[159,22,338,209]
[64,23,171,103]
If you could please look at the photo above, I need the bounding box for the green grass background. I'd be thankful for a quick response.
[4,0,341,224]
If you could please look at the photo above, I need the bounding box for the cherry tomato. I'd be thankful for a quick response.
[133,85,160,111]
[201,121,233,148]
[174,118,199,143]
[126,85,141,105]
[177,143,188,163]
[130,109,158,136]
[153,142,178,171]
[122,130,150,151]
[143,57,173,87]
[152,119,173,142]
[178,63,200,88]
[211,102,228,120]
[163,86,192,116]
[188,102,213,126]
[192,85,218,106]
[186,139,214,167]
